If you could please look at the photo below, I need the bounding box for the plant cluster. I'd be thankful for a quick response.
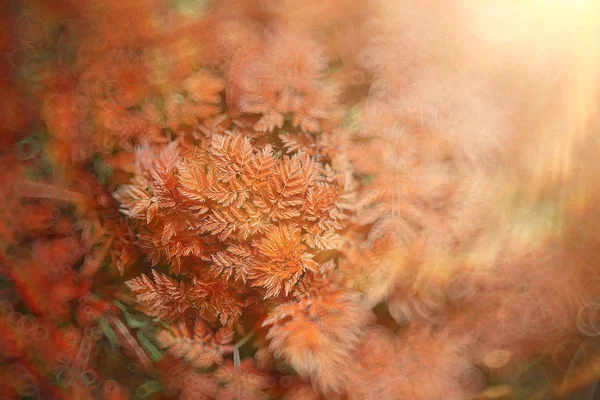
[1,0,600,399]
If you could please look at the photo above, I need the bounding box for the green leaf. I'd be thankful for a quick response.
[99,317,120,348]
[136,380,162,398]
[114,301,150,329]
[137,331,162,362]
[342,104,362,131]
[93,154,113,185]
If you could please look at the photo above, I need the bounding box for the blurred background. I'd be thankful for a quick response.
[1,0,599,399]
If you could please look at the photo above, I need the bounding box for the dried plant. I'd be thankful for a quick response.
[2,0,600,399]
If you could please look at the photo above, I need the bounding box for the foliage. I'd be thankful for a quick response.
[1,0,599,399]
